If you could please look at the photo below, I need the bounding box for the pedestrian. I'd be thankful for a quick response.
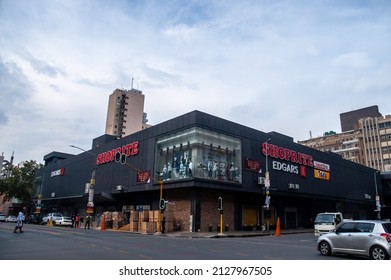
[85,214,91,229]
[71,214,75,228]
[75,214,80,228]
[14,211,25,233]
[95,213,100,228]
[161,216,166,234]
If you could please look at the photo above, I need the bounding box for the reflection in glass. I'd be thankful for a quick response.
[155,127,242,183]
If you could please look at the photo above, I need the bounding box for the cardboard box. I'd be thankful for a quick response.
[130,211,139,222]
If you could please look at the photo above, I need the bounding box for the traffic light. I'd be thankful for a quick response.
[217,197,223,211]
[115,152,121,163]
[120,153,126,164]
[159,198,166,212]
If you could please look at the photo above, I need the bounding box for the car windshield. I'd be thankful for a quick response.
[315,214,335,223]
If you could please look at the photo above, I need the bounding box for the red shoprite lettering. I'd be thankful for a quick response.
[96,141,139,165]
[261,142,313,167]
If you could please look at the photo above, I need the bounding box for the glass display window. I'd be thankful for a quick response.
[155,127,242,183]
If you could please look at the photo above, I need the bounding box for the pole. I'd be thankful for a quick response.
[70,145,96,214]
[220,212,223,234]
[374,171,381,220]
[265,138,271,232]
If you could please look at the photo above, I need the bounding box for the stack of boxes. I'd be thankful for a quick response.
[129,210,139,232]
[103,210,175,233]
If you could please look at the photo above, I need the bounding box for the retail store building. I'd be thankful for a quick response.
[37,111,383,232]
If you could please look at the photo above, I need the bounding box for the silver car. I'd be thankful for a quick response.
[317,220,391,260]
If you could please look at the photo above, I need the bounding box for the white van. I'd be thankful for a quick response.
[314,212,343,236]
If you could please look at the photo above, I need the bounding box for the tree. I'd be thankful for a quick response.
[0,160,43,206]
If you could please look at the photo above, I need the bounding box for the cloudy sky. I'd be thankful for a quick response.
[1,0,390,164]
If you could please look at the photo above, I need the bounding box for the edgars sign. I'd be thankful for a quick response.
[51,167,65,177]
[262,142,313,177]
[96,141,139,165]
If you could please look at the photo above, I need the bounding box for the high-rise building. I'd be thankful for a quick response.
[340,105,381,132]
[299,106,391,172]
[359,115,391,171]
[105,88,150,138]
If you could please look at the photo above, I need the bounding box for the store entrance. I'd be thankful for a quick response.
[285,207,297,229]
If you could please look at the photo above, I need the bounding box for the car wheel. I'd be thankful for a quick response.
[319,241,331,256]
[370,246,390,260]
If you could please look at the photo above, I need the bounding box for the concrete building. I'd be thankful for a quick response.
[105,88,150,138]
[300,106,391,172]
[360,115,391,172]
[340,105,382,132]
[36,111,385,233]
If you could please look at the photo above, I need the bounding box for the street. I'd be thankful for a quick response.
[0,222,351,260]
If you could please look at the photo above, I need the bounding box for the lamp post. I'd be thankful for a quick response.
[374,171,381,220]
[264,138,271,232]
[70,145,96,215]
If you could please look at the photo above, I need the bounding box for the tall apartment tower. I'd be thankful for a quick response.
[359,115,391,172]
[105,88,150,138]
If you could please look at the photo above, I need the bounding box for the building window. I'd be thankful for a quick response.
[154,126,242,183]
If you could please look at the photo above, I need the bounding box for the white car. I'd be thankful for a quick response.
[5,215,17,222]
[0,213,6,222]
[54,216,73,227]
[42,213,63,224]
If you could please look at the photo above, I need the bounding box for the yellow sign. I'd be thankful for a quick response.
[314,169,330,180]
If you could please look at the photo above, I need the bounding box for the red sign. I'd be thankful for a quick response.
[262,142,313,167]
[244,158,261,172]
[96,141,139,165]
[137,170,151,184]
[51,167,65,177]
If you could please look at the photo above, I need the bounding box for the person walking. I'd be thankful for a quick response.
[84,214,91,229]
[161,216,166,234]
[14,211,25,233]
[75,214,80,229]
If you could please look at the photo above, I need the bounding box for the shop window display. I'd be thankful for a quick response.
[155,127,242,183]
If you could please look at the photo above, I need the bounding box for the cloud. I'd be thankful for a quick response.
[0,0,390,164]
[332,52,374,68]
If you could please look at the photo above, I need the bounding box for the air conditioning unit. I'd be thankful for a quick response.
[258,177,265,185]
[116,185,124,191]
[51,192,56,198]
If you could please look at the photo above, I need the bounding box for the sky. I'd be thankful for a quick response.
[0,0,390,165]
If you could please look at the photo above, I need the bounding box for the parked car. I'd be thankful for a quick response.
[0,213,6,222]
[42,213,62,224]
[54,216,73,227]
[26,214,42,224]
[5,215,17,223]
[317,220,391,260]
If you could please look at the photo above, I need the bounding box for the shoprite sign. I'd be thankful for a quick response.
[96,141,139,165]
[261,142,314,167]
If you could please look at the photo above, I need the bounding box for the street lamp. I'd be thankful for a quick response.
[264,138,271,232]
[374,171,381,220]
[70,145,96,215]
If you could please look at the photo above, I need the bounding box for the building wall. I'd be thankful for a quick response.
[105,88,146,137]
[40,110,382,231]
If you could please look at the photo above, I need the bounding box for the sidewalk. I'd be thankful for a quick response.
[164,228,313,238]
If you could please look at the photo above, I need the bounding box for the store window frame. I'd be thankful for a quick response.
[154,126,242,184]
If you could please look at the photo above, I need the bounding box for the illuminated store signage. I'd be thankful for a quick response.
[137,170,151,184]
[262,142,314,167]
[244,158,261,172]
[314,161,330,172]
[314,169,330,180]
[51,167,65,177]
[96,141,139,165]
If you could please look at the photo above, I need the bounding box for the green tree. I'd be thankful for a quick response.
[0,160,43,205]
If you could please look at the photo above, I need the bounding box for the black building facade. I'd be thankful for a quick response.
[36,111,382,232]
